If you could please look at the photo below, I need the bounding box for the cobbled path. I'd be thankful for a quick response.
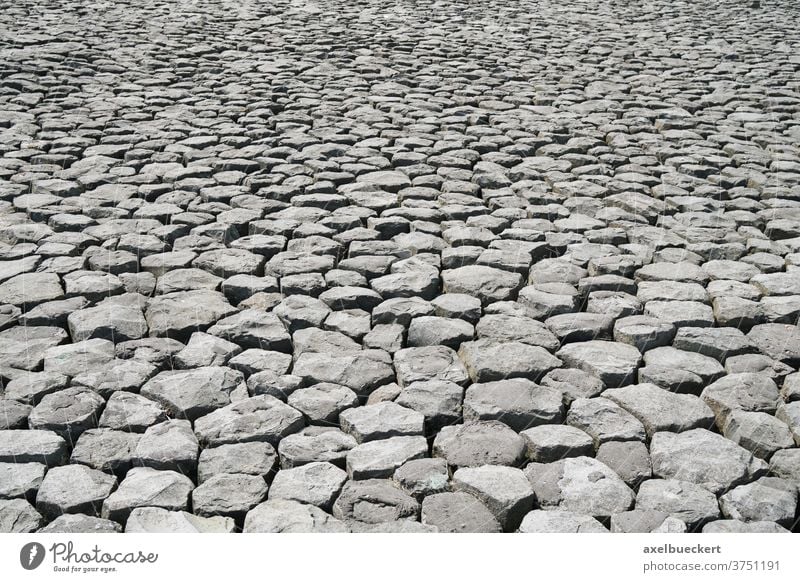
[1,0,799,533]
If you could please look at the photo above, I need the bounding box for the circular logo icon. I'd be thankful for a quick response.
[20,542,46,570]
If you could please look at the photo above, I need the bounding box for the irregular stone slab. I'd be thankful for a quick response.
[0,462,45,501]
[452,465,535,531]
[133,419,199,475]
[722,410,795,460]
[394,346,470,387]
[642,347,725,384]
[43,338,115,377]
[145,290,237,341]
[102,467,194,524]
[747,324,800,366]
[98,392,167,433]
[0,326,68,371]
[519,509,608,533]
[339,402,425,443]
[0,499,42,532]
[610,509,687,533]
[140,366,243,421]
[244,499,348,533]
[332,479,419,524]
[0,429,68,466]
[701,373,781,427]
[702,520,790,533]
[635,478,720,529]
[346,436,428,480]
[393,458,449,499]
[541,368,605,404]
[36,464,117,520]
[421,491,502,533]
[278,429,357,469]
[269,462,347,510]
[719,477,797,527]
[524,457,635,519]
[650,429,767,494]
[595,441,651,486]
[197,442,277,483]
[394,380,463,433]
[520,425,594,463]
[433,421,525,468]
[566,397,646,446]
[458,340,562,383]
[125,507,234,533]
[287,383,358,424]
[603,383,715,436]
[672,326,754,362]
[67,295,148,343]
[70,429,140,476]
[192,473,268,520]
[0,272,64,308]
[40,514,122,533]
[463,379,564,431]
[442,265,523,305]
[293,351,395,397]
[556,340,641,387]
[613,315,675,352]
[207,310,292,352]
[193,395,305,447]
[28,386,105,443]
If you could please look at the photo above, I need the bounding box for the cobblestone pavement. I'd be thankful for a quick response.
[1,0,799,533]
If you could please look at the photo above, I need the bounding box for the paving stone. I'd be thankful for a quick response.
[452,465,535,531]
[40,514,122,533]
[458,339,562,383]
[192,473,268,520]
[244,499,348,533]
[393,458,449,499]
[193,395,305,447]
[269,462,347,510]
[71,429,140,477]
[603,383,715,436]
[0,429,68,466]
[0,461,45,501]
[722,410,795,460]
[36,464,117,520]
[140,366,243,421]
[421,491,502,533]
[556,341,641,387]
[610,509,687,534]
[0,499,42,532]
[125,507,235,533]
[595,441,651,486]
[101,467,194,524]
[346,436,428,479]
[197,442,277,483]
[287,383,358,424]
[519,509,608,533]
[524,456,635,519]
[566,397,646,446]
[701,520,790,533]
[433,421,525,468]
[650,429,767,494]
[719,477,798,527]
[332,479,419,524]
[463,379,564,430]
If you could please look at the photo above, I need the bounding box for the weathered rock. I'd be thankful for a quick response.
[36,464,117,520]
[433,421,525,468]
[650,429,767,494]
[125,507,235,533]
[421,491,502,533]
[524,457,635,519]
[269,462,347,510]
